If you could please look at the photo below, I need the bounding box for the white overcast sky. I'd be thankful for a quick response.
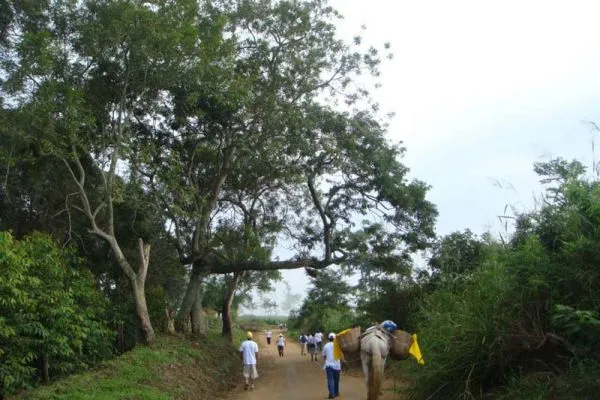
[242,0,600,314]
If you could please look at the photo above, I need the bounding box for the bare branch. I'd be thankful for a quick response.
[92,202,107,220]
[71,204,85,214]
[138,238,151,284]
[106,146,119,237]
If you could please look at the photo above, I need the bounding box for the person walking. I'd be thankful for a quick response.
[299,333,308,355]
[276,333,286,357]
[322,332,341,399]
[265,329,272,345]
[307,333,317,361]
[315,330,323,352]
[239,331,259,391]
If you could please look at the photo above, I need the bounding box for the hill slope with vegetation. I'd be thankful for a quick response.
[12,335,240,400]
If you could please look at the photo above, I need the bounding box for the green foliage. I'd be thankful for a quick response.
[551,305,600,350]
[498,359,600,400]
[289,270,356,333]
[355,280,424,332]
[18,335,240,400]
[405,158,600,399]
[406,260,521,399]
[429,229,486,277]
[0,232,113,396]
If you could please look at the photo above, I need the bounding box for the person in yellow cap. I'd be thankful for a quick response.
[239,331,259,390]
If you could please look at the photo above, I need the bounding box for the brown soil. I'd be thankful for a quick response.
[223,329,404,400]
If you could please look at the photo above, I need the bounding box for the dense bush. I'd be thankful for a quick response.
[403,159,600,399]
[0,232,113,396]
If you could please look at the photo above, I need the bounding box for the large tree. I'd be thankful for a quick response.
[130,0,436,334]
[2,0,438,343]
[0,0,223,344]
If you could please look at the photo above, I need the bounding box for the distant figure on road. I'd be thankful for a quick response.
[307,333,318,361]
[299,333,308,355]
[276,333,286,357]
[265,329,272,345]
[315,330,323,351]
[240,331,259,391]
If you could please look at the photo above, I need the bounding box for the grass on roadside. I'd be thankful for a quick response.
[14,334,241,400]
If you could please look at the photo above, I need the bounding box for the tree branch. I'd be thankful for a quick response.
[307,174,333,260]
[137,238,151,284]
[211,256,346,274]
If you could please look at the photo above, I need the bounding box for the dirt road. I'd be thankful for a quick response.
[226,330,401,400]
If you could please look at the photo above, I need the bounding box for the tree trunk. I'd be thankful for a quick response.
[191,288,205,336]
[176,263,208,332]
[63,158,157,346]
[165,307,175,334]
[133,278,156,345]
[40,353,49,384]
[222,271,243,343]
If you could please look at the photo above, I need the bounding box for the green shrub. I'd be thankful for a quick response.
[0,231,113,396]
[497,359,600,400]
[405,259,521,399]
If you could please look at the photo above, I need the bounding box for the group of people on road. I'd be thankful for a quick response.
[298,330,324,361]
[239,321,399,399]
[238,328,340,398]
[264,329,286,357]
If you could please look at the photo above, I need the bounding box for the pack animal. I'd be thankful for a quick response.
[359,327,393,400]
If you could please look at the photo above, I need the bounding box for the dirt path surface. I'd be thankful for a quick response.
[226,330,401,400]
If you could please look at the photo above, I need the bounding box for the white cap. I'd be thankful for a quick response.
[328,332,335,339]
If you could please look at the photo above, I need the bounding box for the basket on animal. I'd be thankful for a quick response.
[389,329,413,360]
[337,327,361,354]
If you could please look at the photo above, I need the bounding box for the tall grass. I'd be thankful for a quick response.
[404,260,521,399]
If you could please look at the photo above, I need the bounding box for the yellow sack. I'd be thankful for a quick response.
[409,334,425,365]
[333,328,351,361]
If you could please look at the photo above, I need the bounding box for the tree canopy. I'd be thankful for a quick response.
[0,0,439,394]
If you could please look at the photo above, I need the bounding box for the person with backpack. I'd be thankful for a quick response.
[276,333,286,357]
[299,333,308,355]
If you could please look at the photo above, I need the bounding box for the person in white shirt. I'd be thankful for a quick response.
[307,333,318,361]
[322,332,341,399]
[315,330,323,351]
[239,331,259,391]
[276,333,286,357]
[265,329,272,345]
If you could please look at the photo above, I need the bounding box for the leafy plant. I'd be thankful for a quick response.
[551,304,600,350]
[0,232,113,396]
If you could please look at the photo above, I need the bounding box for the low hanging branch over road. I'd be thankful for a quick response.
[210,255,347,274]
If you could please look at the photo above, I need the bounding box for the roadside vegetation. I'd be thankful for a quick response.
[1,0,598,399]
[13,327,241,400]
